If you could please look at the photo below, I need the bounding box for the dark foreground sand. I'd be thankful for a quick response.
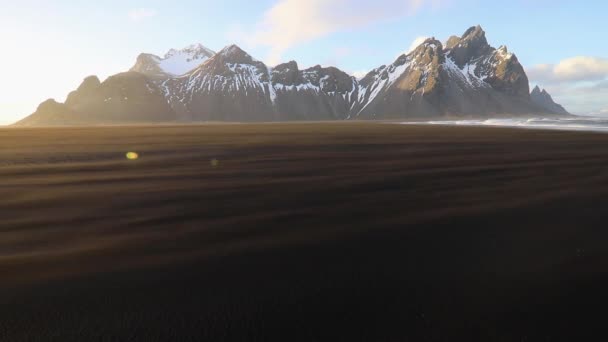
[2,122,608,341]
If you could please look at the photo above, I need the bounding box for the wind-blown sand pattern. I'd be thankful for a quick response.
[2,123,608,341]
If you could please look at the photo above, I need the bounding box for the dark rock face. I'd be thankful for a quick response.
[270,61,302,86]
[448,25,492,68]
[531,86,570,115]
[18,26,570,126]
[271,63,357,120]
[445,27,530,99]
[445,35,461,50]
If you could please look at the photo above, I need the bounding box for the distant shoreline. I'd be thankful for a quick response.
[7,113,608,134]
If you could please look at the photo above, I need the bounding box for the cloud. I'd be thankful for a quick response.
[528,56,608,83]
[538,82,608,115]
[527,56,608,115]
[128,8,157,22]
[246,0,447,65]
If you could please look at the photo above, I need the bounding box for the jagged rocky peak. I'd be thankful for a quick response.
[271,61,302,85]
[463,25,487,41]
[360,37,443,87]
[445,35,461,50]
[409,38,444,64]
[193,44,269,82]
[165,43,214,60]
[531,85,553,99]
[439,26,529,98]
[531,85,554,101]
[530,85,569,115]
[214,44,255,64]
[271,62,354,93]
[405,38,444,96]
[302,65,355,93]
[497,45,509,55]
[485,47,529,98]
[447,25,492,67]
[494,45,516,63]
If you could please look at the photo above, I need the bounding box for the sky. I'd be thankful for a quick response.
[1,0,607,124]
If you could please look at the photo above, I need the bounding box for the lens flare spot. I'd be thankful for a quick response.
[126,152,139,160]
[210,158,219,167]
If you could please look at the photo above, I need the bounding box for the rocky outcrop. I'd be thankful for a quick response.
[530,86,569,115]
[271,63,357,121]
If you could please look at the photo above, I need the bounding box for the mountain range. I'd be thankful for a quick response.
[16,25,569,126]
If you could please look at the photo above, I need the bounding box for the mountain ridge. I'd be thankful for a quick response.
[16,26,570,126]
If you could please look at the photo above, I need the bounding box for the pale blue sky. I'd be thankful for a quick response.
[1,0,607,124]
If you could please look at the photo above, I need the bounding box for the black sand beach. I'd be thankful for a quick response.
[2,122,608,341]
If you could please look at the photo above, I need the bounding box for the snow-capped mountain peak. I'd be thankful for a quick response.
[158,44,215,76]
[214,44,257,64]
[165,43,214,60]
[219,44,243,55]
[130,44,215,77]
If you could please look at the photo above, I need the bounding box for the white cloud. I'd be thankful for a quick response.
[245,0,448,65]
[128,8,158,22]
[538,82,608,115]
[528,56,608,83]
[527,56,608,115]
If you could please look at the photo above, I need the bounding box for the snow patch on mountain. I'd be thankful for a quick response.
[443,57,489,88]
[130,44,215,77]
[159,44,215,76]
[356,57,413,115]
